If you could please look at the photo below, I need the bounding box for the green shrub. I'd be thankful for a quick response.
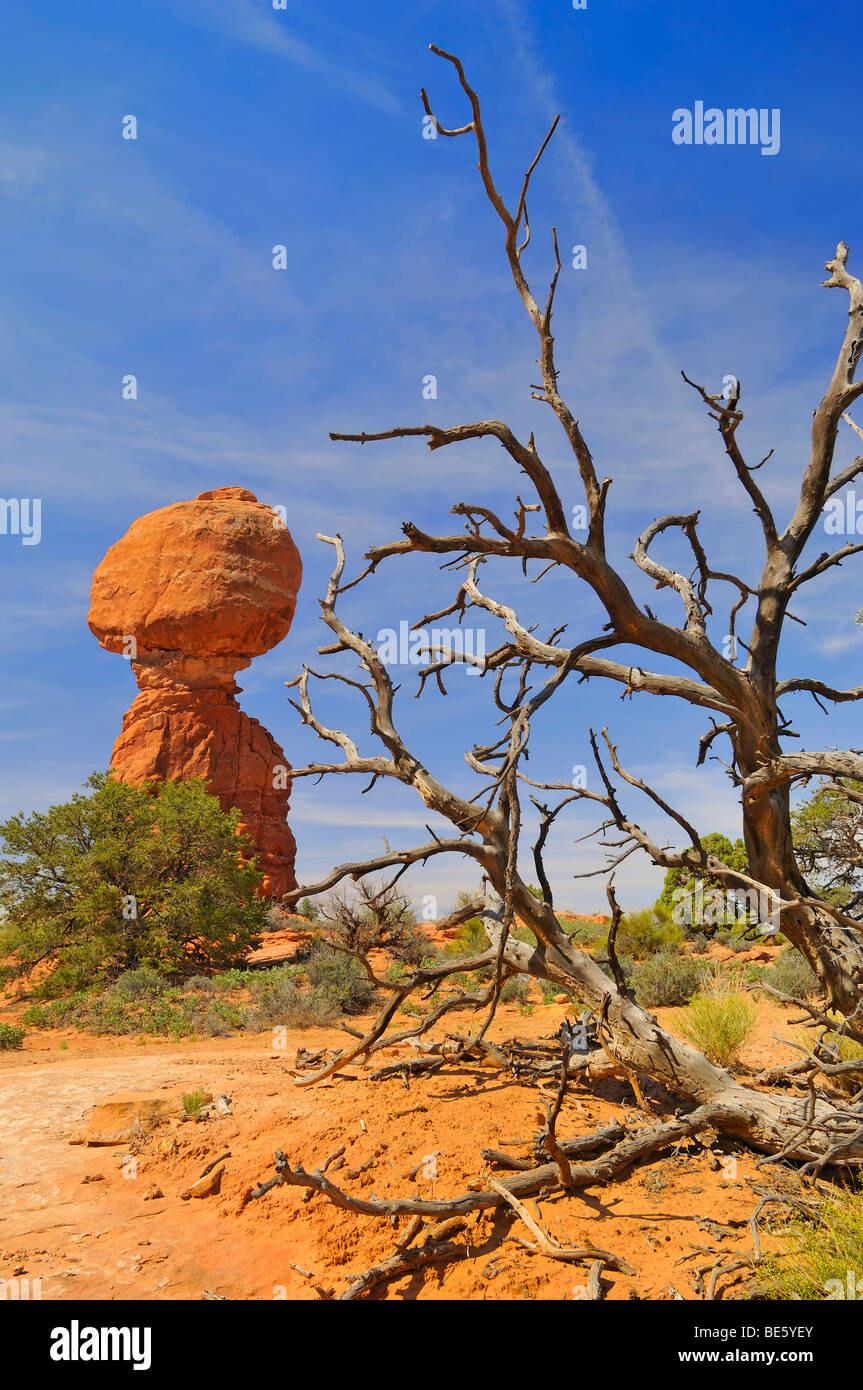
[678,990,757,1066]
[594,951,635,989]
[612,907,683,959]
[183,1087,210,1117]
[690,933,709,954]
[22,986,247,1038]
[250,978,338,1029]
[0,773,268,995]
[819,1015,863,1096]
[305,946,376,1015]
[761,947,821,1001]
[561,917,606,949]
[632,952,702,1007]
[185,974,216,994]
[109,968,168,1001]
[714,928,751,953]
[759,1185,863,1300]
[445,916,491,958]
[0,1022,25,1050]
[501,975,531,1003]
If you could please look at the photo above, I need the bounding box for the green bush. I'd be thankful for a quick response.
[445,916,491,958]
[612,906,683,960]
[759,1185,863,1300]
[0,1022,26,1050]
[714,929,751,953]
[305,946,376,1015]
[183,1087,210,1117]
[678,990,757,1066]
[560,917,606,949]
[501,975,531,1003]
[109,967,168,1001]
[820,1015,863,1096]
[632,952,702,1007]
[22,987,247,1038]
[185,974,217,994]
[690,933,709,954]
[761,947,821,1001]
[0,773,268,995]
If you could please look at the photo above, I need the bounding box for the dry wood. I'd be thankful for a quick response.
[252,1106,731,1218]
[488,1178,635,1274]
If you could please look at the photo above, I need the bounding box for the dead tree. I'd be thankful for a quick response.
[277,47,863,1168]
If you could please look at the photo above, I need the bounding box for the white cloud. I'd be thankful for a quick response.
[159,0,403,115]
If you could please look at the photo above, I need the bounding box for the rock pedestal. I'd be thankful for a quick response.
[88,486,302,898]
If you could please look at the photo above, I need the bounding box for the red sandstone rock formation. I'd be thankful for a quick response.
[88,486,302,898]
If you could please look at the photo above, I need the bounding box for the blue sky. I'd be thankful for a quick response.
[1,0,861,915]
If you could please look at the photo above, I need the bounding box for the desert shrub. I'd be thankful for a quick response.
[761,947,821,1001]
[21,987,247,1038]
[690,933,709,955]
[397,926,439,966]
[0,773,268,995]
[296,897,320,921]
[250,978,338,1029]
[185,974,217,994]
[109,967,168,1001]
[305,946,376,1015]
[594,951,635,989]
[612,907,683,960]
[446,916,491,957]
[678,989,757,1066]
[0,1022,25,1050]
[561,917,606,949]
[317,879,425,967]
[711,928,750,950]
[632,952,702,1007]
[759,1185,863,1300]
[183,1087,210,1117]
[819,1016,863,1096]
[501,975,531,1003]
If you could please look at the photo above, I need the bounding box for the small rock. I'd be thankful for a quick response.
[157,1136,179,1157]
[81,1173,106,1184]
[180,1165,225,1201]
[143,1184,165,1201]
[554,993,569,1005]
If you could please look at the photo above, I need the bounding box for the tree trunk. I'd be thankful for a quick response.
[738,707,863,1016]
[493,886,863,1165]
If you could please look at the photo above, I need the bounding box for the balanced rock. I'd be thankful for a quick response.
[88,487,302,897]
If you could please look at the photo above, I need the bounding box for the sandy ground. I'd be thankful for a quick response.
[0,981,808,1302]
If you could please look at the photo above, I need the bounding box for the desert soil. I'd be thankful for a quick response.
[0,968,806,1302]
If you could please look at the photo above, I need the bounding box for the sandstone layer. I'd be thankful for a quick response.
[88,486,302,897]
